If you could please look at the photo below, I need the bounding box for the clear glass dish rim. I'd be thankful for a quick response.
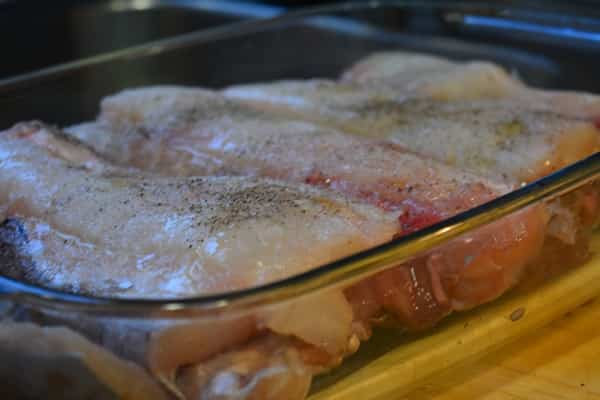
[0,0,598,317]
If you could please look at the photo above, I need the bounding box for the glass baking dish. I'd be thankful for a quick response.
[0,1,599,399]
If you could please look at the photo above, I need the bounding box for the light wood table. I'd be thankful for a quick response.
[403,297,600,399]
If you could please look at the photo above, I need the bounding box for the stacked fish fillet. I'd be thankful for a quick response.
[0,51,598,400]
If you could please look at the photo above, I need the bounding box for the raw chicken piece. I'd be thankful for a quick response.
[0,321,167,400]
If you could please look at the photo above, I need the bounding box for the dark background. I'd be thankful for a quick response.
[1,0,599,80]
[1,0,599,78]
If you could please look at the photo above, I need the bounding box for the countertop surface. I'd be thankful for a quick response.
[403,296,600,399]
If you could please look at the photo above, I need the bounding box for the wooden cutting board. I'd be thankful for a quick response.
[402,296,600,400]
[310,234,600,400]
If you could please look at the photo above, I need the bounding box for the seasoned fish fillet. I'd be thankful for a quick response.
[341,51,522,100]
[1,122,397,297]
[342,51,600,119]
[74,88,505,222]
[223,77,599,245]
[0,321,167,400]
[223,80,600,184]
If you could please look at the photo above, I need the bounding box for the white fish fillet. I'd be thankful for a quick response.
[342,51,522,100]
[1,122,398,297]
[223,79,600,184]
